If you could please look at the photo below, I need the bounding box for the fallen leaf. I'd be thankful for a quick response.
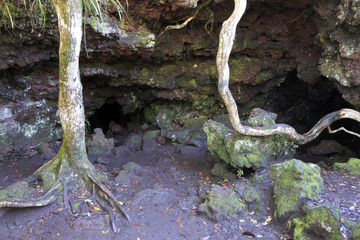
[239,225,243,230]
[93,207,100,211]
[203,221,208,225]
[257,234,263,238]
[102,229,109,235]
[74,203,80,210]
[239,219,245,223]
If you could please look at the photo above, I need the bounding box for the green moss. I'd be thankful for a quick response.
[334,158,360,175]
[199,184,248,221]
[209,65,217,76]
[230,56,259,81]
[204,119,294,170]
[353,222,360,239]
[188,79,197,89]
[269,160,324,219]
[292,203,342,240]
[143,106,156,123]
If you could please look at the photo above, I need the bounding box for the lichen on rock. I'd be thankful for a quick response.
[292,202,342,240]
[269,159,324,220]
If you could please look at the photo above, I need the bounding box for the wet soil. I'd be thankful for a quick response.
[0,136,359,240]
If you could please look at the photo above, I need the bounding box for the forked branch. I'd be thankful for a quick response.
[216,0,360,145]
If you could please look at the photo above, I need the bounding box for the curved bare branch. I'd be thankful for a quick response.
[216,0,360,145]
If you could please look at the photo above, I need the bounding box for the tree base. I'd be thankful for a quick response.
[0,154,130,232]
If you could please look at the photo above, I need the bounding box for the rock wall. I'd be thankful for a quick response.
[0,0,359,150]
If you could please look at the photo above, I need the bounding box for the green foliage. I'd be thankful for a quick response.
[0,0,127,30]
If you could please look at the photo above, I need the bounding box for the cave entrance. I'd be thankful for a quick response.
[264,71,360,162]
[88,100,132,134]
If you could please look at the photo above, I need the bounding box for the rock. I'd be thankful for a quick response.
[95,156,110,165]
[292,202,342,240]
[114,145,131,156]
[157,135,167,145]
[115,161,143,185]
[246,108,277,127]
[124,133,143,151]
[198,184,248,221]
[234,184,261,213]
[131,184,173,206]
[38,143,56,159]
[307,140,344,155]
[86,128,114,154]
[203,115,294,170]
[210,162,237,180]
[143,130,161,141]
[334,158,360,175]
[269,159,324,220]
[108,121,123,134]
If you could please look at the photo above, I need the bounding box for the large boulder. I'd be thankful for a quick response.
[269,159,324,220]
[203,110,294,170]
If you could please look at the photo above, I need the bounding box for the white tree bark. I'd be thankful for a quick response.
[217,0,360,144]
[53,0,88,164]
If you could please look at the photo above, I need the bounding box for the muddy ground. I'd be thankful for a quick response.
[0,131,359,240]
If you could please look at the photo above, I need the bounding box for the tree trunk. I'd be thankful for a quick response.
[53,0,93,172]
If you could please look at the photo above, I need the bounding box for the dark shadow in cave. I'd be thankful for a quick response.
[264,70,360,161]
[88,99,131,133]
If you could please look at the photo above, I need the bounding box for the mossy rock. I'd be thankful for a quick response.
[334,158,360,175]
[352,221,360,240]
[198,184,248,221]
[143,130,161,141]
[86,128,114,154]
[203,117,294,169]
[211,162,237,180]
[269,159,324,220]
[292,202,342,240]
[234,184,261,213]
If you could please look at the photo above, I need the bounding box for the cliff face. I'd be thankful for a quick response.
[0,0,359,151]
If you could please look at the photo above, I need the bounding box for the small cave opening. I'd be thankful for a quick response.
[264,71,360,164]
[87,99,132,134]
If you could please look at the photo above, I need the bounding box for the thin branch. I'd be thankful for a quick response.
[328,126,360,138]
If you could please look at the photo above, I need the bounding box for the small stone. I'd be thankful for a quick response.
[109,121,123,134]
[96,157,110,165]
[157,135,167,145]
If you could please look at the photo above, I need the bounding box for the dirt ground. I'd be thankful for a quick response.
[0,134,359,240]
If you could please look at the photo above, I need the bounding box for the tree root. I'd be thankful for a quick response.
[160,0,213,35]
[0,156,130,231]
[216,0,360,145]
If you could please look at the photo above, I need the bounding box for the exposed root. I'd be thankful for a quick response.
[0,181,60,208]
[216,0,360,145]
[0,156,130,231]
[160,0,213,35]
[87,172,131,222]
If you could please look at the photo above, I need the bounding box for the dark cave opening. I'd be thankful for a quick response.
[265,71,360,161]
[88,100,132,134]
